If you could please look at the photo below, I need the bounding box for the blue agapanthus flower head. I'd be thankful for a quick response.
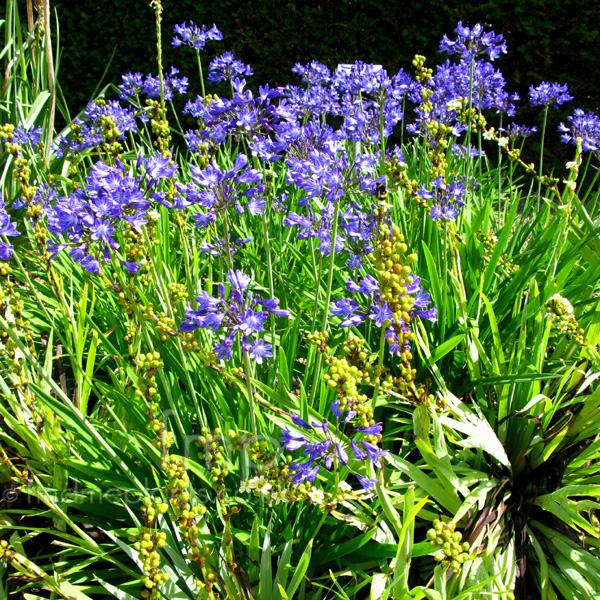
[280,402,387,492]
[208,51,254,84]
[439,21,507,61]
[529,82,573,109]
[559,109,600,153]
[172,22,222,51]
[179,269,290,363]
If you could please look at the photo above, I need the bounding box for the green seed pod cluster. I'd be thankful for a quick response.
[167,282,188,304]
[427,518,471,573]
[146,98,172,157]
[480,231,519,277]
[306,330,330,354]
[198,427,231,493]
[131,497,170,599]
[0,539,13,561]
[155,311,176,342]
[181,331,200,353]
[322,337,376,428]
[547,294,586,345]
[135,351,172,451]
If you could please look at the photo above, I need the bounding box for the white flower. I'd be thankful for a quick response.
[338,481,352,493]
[446,99,463,112]
[271,490,289,504]
[239,478,254,493]
[251,475,272,495]
[498,137,509,148]
[307,488,325,505]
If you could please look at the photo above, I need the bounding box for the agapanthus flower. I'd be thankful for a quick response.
[280,403,388,492]
[559,109,600,153]
[177,153,265,226]
[439,21,507,61]
[179,269,290,363]
[184,79,283,146]
[416,176,479,221]
[172,22,222,51]
[44,154,176,272]
[331,273,437,354]
[12,125,43,148]
[0,203,19,260]
[502,123,537,140]
[529,82,573,108]
[55,100,138,157]
[208,52,253,84]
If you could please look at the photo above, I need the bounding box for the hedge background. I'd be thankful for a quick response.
[7,0,600,167]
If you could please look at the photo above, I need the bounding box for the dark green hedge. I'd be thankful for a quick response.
[42,0,598,116]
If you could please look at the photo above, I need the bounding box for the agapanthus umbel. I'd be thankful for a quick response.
[184,79,283,145]
[439,21,507,62]
[0,203,19,260]
[45,154,179,274]
[208,52,254,84]
[176,153,265,227]
[416,176,479,221]
[54,100,139,157]
[280,402,388,492]
[172,22,222,51]
[529,82,573,109]
[559,109,600,154]
[179,269,290,363]
[330,273,437,354]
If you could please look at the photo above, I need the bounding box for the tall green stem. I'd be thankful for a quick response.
[196,49,206,98]
[538,105,549,210]
[309,200,341,407]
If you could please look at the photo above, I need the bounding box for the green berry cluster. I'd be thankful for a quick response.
[480,231,519,277]
[155,311,176,342]
[427,519,471,573]
[162,452,211,577]
[368,224,418,391]
[146,99,172,157]
[135,351,173,451]
[0,539,13,561]
[321,337,377,428]
[130,497,170,599]
[198,428,231,495]
[167,282,188,304]
[547,294,586,345]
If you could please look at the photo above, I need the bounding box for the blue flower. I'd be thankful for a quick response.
[439,21,507,61]
[281,405,387,493]
[179,270,289,363]
[172,22,222,51]
[529,82,573,109]
[209,52,253,84]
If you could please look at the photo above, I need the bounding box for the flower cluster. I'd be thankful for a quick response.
[177,153,265,227]
[439,21,507,61]
[117,67,189,102]
[184,79,283,147]
[179,269,290,362]
[208,52,254,84]
[0,203,19,260]
[547,293,585,345]
[416,175,478,221]
[280,402,388,492]
[559,108,600,154]
[529,82,573,108]
[55,99,139,157]
[172,22,222,51]
[332,273,436,330]
[46,154,178,274]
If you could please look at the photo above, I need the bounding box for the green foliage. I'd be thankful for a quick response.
[1,4,600,600]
